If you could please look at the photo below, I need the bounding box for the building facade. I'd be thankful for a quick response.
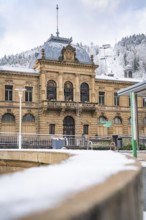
[0,34,146,137]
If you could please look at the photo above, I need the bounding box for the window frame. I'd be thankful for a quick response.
[99,91,105,105]
[2,113,15,122]
[83,124,89,135]
[80,83,89,102]
[143,98,146,108]
[5,85,13,101]
[49,124,55,134]
[113,116,122,124]
[114,92,119,106]
[64,81,73,101]
[128,117,131,125]
[22,114,35,122]
[25,87,33,102]
[98,116,107,124]
[47,80,57,101]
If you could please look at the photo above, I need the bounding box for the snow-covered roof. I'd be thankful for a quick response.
[124,64,133,71]
[0,149,137,219]
[35,35,92,64]
[0,66,39,74]
[96,74,141,83]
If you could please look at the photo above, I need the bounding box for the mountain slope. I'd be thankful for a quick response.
[0,34,146,80]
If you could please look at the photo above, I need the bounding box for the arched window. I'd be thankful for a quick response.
[64,81,73,101]
[98,116,107,124]
[63,116,75,136]
[80,83,89,102]
[128,117,131,124]
[47,80,57,100]
[22,114,35,122]
[2,113,15,122]
[113,116,122,124]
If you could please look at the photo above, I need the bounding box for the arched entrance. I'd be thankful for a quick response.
[63,116,75,135]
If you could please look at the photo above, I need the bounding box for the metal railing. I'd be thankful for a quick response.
[0,133,88,149]
[0,133,111,149]
[0,132,145,149]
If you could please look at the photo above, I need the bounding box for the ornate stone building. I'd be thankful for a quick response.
[0,34,146,137]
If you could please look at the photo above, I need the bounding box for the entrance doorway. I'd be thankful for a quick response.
[63,116,75,145]
[63,116,75,135]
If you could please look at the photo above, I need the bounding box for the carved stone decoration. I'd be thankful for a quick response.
[5,80,13,85]
[7,109,11,113]
[59,44,79,63]
[25,81,32,87]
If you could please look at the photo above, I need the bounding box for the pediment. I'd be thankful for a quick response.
[59,44,79,63]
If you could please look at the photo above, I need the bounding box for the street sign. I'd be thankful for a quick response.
[103,121,112,127]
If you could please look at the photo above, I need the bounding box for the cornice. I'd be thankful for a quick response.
[37,59,98,70]
[0,70,39,78]
[95,78,136,85]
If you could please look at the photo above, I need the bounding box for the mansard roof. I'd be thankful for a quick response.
[33,34,92,65]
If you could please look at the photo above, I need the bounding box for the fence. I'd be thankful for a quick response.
[0,132,145,149]
[0,133,89,149]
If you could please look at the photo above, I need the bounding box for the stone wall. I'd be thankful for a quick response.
[0,150,143,220]
[0,150,70,174]
[23,165,143,220]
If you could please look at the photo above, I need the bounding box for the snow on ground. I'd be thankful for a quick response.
[0,150,138,220]
[141,161,146,167]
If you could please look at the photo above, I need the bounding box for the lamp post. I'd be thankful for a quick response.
[15,88,26,150]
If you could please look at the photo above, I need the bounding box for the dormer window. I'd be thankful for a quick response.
[124,70,133,78]
[124,65,133,78]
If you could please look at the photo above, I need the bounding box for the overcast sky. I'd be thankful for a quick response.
[0,0,146,58]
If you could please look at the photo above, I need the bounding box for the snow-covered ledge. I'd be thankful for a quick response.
[0,150,143,220]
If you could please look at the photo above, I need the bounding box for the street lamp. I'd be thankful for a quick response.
[15,88,26,149]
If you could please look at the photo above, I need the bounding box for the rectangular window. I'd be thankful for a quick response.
[99,91,105,105]
[25,87,32,102]
[5,85,13,101]
[129,96,131,107]
[83,124,88,135]
[114,92,119,106]
[143,98,146,107]
[49,124,55,134]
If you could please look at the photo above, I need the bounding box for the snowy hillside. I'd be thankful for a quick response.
[114,34,146,79]
[0,34,146,80]
[94,34,146,79]
[94,45,124,78]
[0,46,42,68]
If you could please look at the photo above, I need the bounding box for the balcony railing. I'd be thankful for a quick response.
[42,100,98,112]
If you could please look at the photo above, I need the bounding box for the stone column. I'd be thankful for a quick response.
[58,72,63,101]
[75,74,80,102]
[40,71,46,101]
[91,75,95,102]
